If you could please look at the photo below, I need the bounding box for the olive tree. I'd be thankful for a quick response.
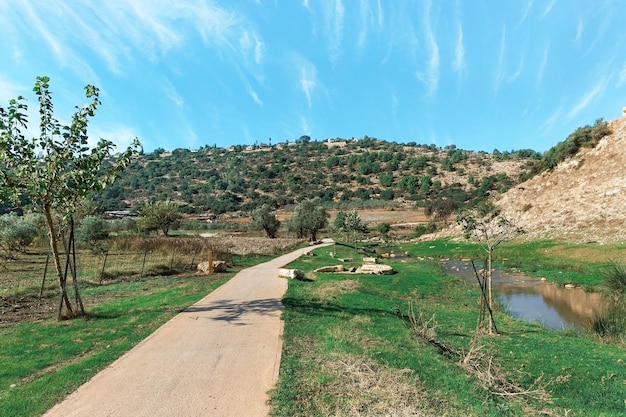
[249,204,280,238]
[0,76,140,319]
[288,197,329,241]
[138,199,182,236]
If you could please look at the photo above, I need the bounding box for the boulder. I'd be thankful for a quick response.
[278,268,305,280]
[197,260,228,274]
[356,264,394,275]
[314,265,345,273]
[362,257,377,264]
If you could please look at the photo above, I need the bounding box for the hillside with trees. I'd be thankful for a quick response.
[90,137,540,218]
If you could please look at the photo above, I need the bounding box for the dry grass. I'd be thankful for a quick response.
[319,353,439,417]
[313,279,362,299]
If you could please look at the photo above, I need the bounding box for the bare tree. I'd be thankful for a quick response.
[458,204,524,334]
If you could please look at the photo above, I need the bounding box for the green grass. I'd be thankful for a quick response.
[0,253,275,417]
[403,239,626,289]
[270,242,626,416]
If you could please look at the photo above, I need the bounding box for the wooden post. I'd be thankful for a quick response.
[40,254,50,298]
[208,250,214,274]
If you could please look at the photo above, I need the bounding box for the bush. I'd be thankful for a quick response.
[0,212,42,255]
[413,222,437,238]
[77,215,109,253]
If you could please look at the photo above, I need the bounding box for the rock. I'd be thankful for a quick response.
[564,283,576,289]
[356,264,394,275]
[314,265,345,273]
[197,261,228,274]
[338,258,353,262]
[362,257,377,264]
[278,268,305,280]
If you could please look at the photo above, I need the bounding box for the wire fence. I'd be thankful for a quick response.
[1,237,236,296]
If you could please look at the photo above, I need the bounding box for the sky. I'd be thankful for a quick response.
[1,1,625,154]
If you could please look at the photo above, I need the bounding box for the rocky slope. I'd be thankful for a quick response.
[496,113,626,243]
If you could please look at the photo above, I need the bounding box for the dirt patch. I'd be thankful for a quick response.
[0,295,57,327]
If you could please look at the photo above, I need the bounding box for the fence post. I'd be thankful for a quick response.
[40,253,50,298]
[140,249,148,277]
[99,251,109,283]
[208,250,214,274]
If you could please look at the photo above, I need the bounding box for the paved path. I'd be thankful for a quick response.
[44,243,331,417]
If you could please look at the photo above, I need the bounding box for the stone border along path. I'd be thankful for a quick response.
[44,241,333,417]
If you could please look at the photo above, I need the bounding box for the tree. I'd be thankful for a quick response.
[77,215,109,253]
[334,209,368,250]
[457,203,524,334]
[0,76,140,319]
[0,212,42,257]
[376,222,391,237]
[249,204,281,238]
[288,198,329,241]
[138,199,182,236]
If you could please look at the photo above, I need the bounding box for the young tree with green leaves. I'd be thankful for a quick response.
[334,209,368,250]
[249,204,281,238]
[0,76,140,319]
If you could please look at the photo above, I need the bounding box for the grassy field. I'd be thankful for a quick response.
[270,240,626,416]
[2,237,625,416]
[0,253,272,417]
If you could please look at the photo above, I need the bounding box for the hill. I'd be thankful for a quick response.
[93,137,538,217]
[497,112,626,243]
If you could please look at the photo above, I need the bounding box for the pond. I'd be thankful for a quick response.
[443,260,605,330]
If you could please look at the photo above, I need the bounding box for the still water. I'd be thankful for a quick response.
[443,260,604,330]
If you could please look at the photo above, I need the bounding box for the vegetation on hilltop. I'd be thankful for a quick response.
[89,137,540,216]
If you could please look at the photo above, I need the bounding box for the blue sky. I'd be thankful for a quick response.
[1,1,625,153]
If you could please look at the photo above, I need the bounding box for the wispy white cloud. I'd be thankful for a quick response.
[416,0,440,96]
[239,30,265,67]
[90,125,140,150]
[566,77,608,121]
[328,0,345,65]
[618,63,626,87]
[536,43,550,86]
[508,53,525,83]
[0,77,28,102]
[493,26,507,92]
[300,61,318,109]
[358,0,371,53]
[540,0,557,20]
[453,22,466,74]
[163,79,184,108]
[538,106,563,134]
[300,115,311,135]
[575,19,584,44]
[2,1,248,77]
[520,0,534,25]
[246,85,263,106]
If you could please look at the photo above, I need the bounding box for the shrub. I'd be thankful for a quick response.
[0,212,42,255]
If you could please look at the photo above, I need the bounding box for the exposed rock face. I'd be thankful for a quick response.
[495,116,626,243]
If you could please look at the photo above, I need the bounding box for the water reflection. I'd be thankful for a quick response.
[443,260,604,330]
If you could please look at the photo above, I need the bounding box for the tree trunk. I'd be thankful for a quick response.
[487,246,495,334]
[43,204,74,320]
